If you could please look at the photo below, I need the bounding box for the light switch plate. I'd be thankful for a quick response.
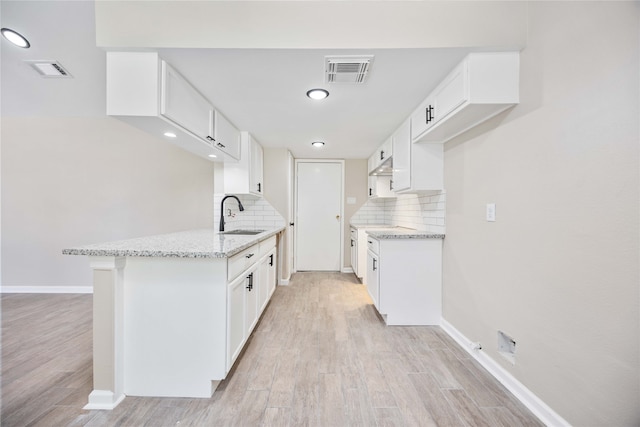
[486,203,496,222]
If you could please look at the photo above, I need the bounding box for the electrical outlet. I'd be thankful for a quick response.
[486,203,496,222]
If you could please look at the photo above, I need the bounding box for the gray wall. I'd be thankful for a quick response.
[442,2,639,425]
[1,117,215,289]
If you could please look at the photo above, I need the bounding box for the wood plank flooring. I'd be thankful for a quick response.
[1,272,543,426]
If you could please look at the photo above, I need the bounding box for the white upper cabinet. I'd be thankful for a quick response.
[212,111,241,160]
[392,117,443,193]
[224,132,264,197]
[160,61,214,143]
[106,51,240,161]
[368,137,393,175]
[412,52,520,144]
[368,175,395,199]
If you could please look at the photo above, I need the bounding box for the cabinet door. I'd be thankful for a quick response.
[267,249,277,298]
[214,111,241,160]
[433,61,468,124]
[366,250,380,309]
[410,94,436,140]
[392,118,411,192]
[250,138,264,196]
[160,61,214,142]
[380,137,393,164]
[350,236,358,275]
[258,257,270,314]
[367,154,376,174]
[367,176,376,199]
[227,274,246,370]
[245,269,259,334]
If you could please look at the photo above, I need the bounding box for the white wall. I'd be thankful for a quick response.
[442,2,639,426]
[1,117,215,290]
[95,1,527,49]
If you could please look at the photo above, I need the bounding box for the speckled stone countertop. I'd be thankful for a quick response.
[349,224,392,230]
[365,227,445,240]
[62,227,285,259]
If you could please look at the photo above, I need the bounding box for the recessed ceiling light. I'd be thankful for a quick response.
[306,89,329,100]
[164,132,177,138]
[208,154,217,158]
[1,28,30,48]
[311,141,325,148]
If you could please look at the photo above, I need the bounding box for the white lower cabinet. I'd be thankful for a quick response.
[350,227,358,276]
[257,247,277,314]
[226,237,276,372]
[366,248,380,308]
[227,272,249,366]
[367,236,442,326]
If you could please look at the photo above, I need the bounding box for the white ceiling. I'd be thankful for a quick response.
[1,1,514,159]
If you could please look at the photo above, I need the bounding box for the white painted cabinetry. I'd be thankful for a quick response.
[226,236,276,372]
[224,132,264,197]
[161,61,214,144]
[392,117,443,193]
[366,236,442,325]
[213,111,241,160]
[366,240,380,308]
[368,137,393,174]
[368,175,395,199]
[412,52,519,144]
[227,271,250,366]
[106,51,240,161]
[350,227,358,276]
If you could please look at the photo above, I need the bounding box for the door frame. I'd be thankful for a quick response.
[293,159,345,273]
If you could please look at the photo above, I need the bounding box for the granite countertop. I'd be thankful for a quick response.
[349,224,392,230]
[365,227,445,240]
[62,227,285,259]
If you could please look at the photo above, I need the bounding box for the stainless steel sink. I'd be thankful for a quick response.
[219,230,265,235]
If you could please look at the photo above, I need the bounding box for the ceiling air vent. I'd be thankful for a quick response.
[325,55,374,84]
[24,60,72,78]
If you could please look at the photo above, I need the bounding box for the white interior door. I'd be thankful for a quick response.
[295,161,343,271]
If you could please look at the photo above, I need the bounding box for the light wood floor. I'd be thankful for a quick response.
[2,272,543,426]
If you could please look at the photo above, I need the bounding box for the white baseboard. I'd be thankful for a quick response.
[1,286,93,294]
[278,278,290,286]
[341,267,354,274]
[440,318,570,427]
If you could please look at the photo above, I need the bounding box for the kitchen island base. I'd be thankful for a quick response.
[65,228,282,409]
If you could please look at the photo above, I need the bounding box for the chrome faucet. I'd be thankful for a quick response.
[219,195,244,232]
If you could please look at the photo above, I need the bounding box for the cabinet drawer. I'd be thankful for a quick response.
[366,236,380,255]
[228,244,259,281]
[259,236,276,258]
[350,227,357,239]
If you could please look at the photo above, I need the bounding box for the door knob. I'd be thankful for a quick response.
[336,215,340,220]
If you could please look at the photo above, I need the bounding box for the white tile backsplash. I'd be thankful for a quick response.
[214,194,285,231]
[350,191,446,233]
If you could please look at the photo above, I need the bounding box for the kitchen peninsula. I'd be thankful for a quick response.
[63,227,284,410]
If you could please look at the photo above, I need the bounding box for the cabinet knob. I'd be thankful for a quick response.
[216,142,226,149]
[246,253,254,259]
[206,135,215,142]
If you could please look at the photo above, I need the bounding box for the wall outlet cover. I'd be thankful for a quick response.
[486,203,496,222]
